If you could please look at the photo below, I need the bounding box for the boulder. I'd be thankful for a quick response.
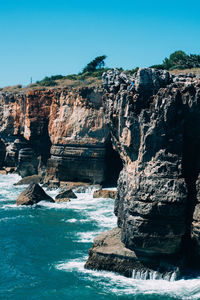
[93,189,117,199]
[14,175,41,186]
[16,183,54,206]
[55,188,77,202]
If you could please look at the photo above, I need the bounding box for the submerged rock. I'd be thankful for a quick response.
[14,175,41,186]
[93,189,117,199]
[16,184,54,206]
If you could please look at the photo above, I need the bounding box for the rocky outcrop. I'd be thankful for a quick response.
[93,189,117,199]
[85,228,180,280]
[45,87,110,183]
[0,87,117,184]
[16,183,54,205]
[0,139,6,168]
[55,188,77,202]
[14,175,41,186]
[86,68,200,278]
[17,148,39,177]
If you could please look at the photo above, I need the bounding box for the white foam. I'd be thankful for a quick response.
[37,200,69,209]
[56,258,200,299]
[0,215,25,222]
[102,187,117,191]
[67,218,78,223]
[76,231,100,243]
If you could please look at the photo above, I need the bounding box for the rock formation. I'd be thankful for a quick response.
[55,188,77,202]
[14,175,41,186]
[16,183,54,205]
[85,68,200,278]
[1,67,200,278]
[0,87,121,184]
[93,189,117,199]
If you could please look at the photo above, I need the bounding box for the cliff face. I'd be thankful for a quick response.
[85,69,200,278]
[0,87,114,183]
[2,68,200,278]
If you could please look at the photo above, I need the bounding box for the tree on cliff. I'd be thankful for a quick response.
[82,55,107,74]
[150,50,200,70]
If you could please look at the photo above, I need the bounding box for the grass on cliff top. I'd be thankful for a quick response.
[1,67,200,94]
[0,76,102,93]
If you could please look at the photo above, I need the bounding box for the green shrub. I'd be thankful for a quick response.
[151,51,200,71]
[36,76,57,86]
[82,55,107,74]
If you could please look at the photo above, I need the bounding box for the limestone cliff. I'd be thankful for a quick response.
[0,87,118,184]
[85,69,200,278]
[1,68,200,279]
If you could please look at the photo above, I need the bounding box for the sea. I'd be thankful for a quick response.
[0,174,200,300]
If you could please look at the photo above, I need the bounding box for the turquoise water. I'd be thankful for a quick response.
[0,174,200,300]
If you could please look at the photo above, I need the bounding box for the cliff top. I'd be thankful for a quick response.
[1,67,200,95]
[0,75,102,94]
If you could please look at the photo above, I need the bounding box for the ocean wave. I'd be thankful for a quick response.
[0,215,24,222]
[76,231,101,243]
[56,258,200,299]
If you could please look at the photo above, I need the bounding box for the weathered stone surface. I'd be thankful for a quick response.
[0,88,116,184]
[45,87,110,183]
[17,148,39,177]
[86,68,200,276]
[14,175,41,186]
[85,228,180,279]
[93,189,117,199]
[16,183,54,206]
[60,181,92,193]
[55,188,77,200]
[55,198,70,203]
[0,139,6,168]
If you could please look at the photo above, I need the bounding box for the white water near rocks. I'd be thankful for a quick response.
[132,269,178,282]
[1,174,200,299]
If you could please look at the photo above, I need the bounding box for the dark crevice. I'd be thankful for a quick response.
[103,142,123,187]
[181,129,200,266]
[29,121,52,165]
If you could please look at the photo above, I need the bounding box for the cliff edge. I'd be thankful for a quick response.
[85,68,200,279]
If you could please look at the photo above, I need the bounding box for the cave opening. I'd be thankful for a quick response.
[103,142,123,187]
[30,120,52,165]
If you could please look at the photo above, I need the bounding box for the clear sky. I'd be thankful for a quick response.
[0,0,200,87]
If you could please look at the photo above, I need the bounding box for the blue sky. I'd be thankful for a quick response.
[0,0,200,86]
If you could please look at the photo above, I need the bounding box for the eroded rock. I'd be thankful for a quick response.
[55,188,77,202]
[16,183,54,206]
[14,175,41,186]
[93,189,117,199]
[86,68,200,277]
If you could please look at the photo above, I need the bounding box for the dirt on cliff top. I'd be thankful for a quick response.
[169,68,200,76]
[0,76,102,93]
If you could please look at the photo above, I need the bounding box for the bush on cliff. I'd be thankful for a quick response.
[36,75,66,86]
[82,55,107,74]
[150,50,200,71]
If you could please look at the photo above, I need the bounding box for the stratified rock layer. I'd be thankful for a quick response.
[86,68,200,277]
[0,87,114,183]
